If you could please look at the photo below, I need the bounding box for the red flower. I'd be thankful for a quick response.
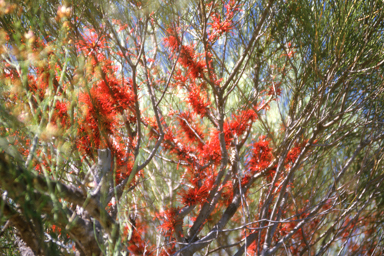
[164,27,206,80]
[178,111,205,147]
[179,183,210,206]
[126,220,151,255]
[267,83,282,97]
[223,109,258,143]
[248,136,273,173]
[285,140,308,164]
[163,27,180,52]
[208,0,240,41]
[220,180,234,206]
[52,224,62,234]
[187,85,210,116]
[155,207,181,237]
[76,28,109,56]
[202,130,222,164]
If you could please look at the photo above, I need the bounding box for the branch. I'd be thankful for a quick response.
[0,175,102,255]
[0,197,40,254]
[0,153,117,238]
[221,0,275,91]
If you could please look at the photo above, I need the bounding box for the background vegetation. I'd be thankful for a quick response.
[0,0,383,255]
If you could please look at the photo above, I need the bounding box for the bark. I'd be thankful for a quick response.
[0,153,104,256]
[1,199,39,255]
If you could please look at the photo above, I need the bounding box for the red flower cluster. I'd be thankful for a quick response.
[200,109,258,166]
[126,220,151,255]
[51,100,70,128]
[178,111,205,148]
[208,0,240,41]
[224,109,257,141]
[163,27,180,52]
[76,28,109,56]
[51,224,62,234]
[178,185,209,206]
[248,136,273,173]
[267,83,282,97]
[164,27,206,80]
[285,140,308,165]
[187,84,210,116]
[209,15,233,42]
[202,129,223,164]
[179,45,206,80]
[219,180,234,206]
[155,207,182,237]
[74,31,139,183]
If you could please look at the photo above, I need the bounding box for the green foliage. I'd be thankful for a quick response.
[0,0,383,255]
